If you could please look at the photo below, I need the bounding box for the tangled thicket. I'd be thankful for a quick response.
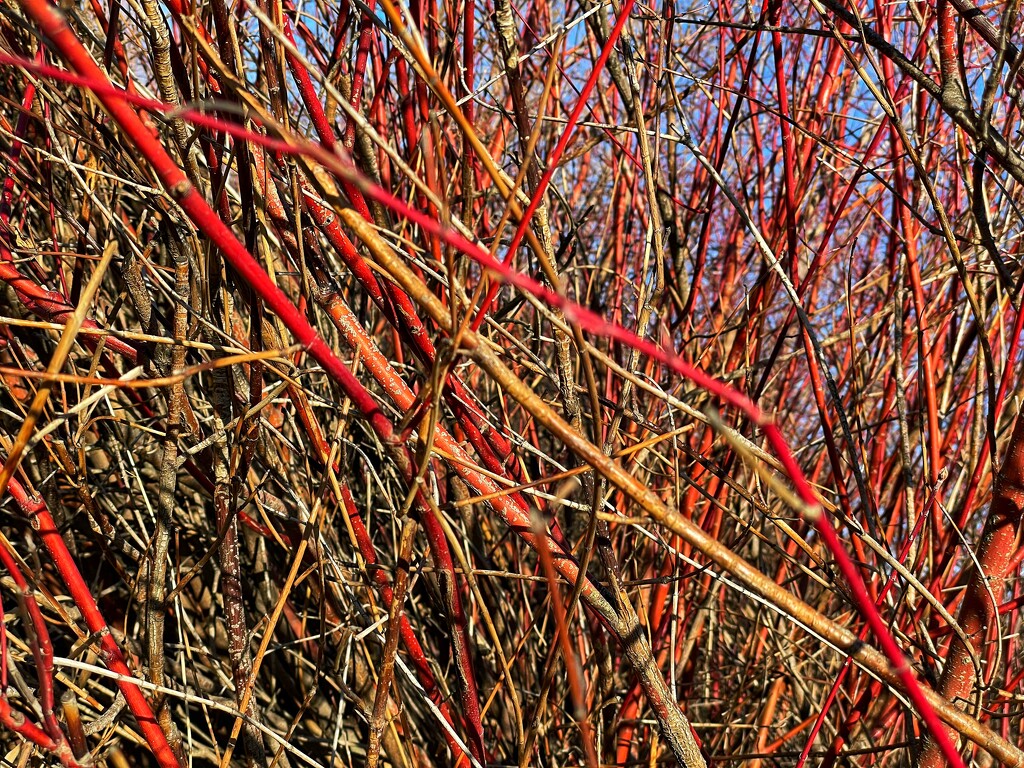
[1,0,1024,766]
